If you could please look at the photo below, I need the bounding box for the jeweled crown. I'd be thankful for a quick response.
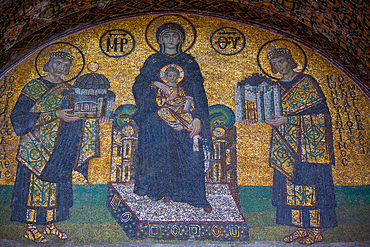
[267,45,291,60]
[50,49,73,61]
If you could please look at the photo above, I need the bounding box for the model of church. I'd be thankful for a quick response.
[62,72,116,118]
[235,73,282,123]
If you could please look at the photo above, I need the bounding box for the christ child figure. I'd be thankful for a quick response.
[153,66,200,151]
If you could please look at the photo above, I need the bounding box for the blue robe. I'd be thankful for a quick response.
[10,78,85,225]
[271,73,337,228]
[132,51,211,208]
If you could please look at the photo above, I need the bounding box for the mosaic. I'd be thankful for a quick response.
[1,0,369,91]
[0,13,369,244]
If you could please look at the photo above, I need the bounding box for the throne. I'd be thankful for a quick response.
[107,104,248,241]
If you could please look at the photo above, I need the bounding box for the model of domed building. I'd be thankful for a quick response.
[235,73,281,123]
[62,72,115,118]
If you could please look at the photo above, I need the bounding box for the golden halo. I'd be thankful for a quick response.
[145,15,196,53]
[159,64,185,84]
[35,42,85,83]
[257,39,307,80]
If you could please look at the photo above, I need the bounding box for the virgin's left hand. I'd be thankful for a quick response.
[185,96,194,101]
[99,117,113,123]
[265,115,288,127]
[190,118,201,137]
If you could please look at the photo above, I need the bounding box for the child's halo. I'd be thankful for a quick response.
[159,63,185,84]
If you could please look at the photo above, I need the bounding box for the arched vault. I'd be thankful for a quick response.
[0,0,369,95]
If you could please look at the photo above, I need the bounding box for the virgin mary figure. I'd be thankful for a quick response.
[132,23,212,213]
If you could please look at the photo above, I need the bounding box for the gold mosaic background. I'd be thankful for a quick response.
[1,14,369,186]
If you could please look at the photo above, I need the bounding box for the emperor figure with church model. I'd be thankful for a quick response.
[266,46,337,244]
[10,50,110,243]
[243,46,337,244]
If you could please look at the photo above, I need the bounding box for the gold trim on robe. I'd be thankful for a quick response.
[27,173,57,207]
[22,79,49,102]
[76,118,99,169]
[26,209,37,223]
[292,209,303,227]
[286,181,316,207]
[269,75,331,180]
[156,85,194,131]
[47,209,57,222]
[16,81,70,176]
[281,76,322,116]
[309,209,321,228]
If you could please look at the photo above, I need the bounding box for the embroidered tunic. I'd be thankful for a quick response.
[10,78,98,225]
[270,73,337,228]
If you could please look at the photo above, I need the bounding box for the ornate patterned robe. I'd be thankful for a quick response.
[270,73,337,229]
[10,78,99,225]
[156,84,195,131]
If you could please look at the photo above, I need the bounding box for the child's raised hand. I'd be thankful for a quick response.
[167,92,179,101]
[153,81,163,87]
[153,81,170,95]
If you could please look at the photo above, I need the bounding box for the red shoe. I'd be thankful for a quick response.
[163,196,170,202]
[203,207,212,213]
